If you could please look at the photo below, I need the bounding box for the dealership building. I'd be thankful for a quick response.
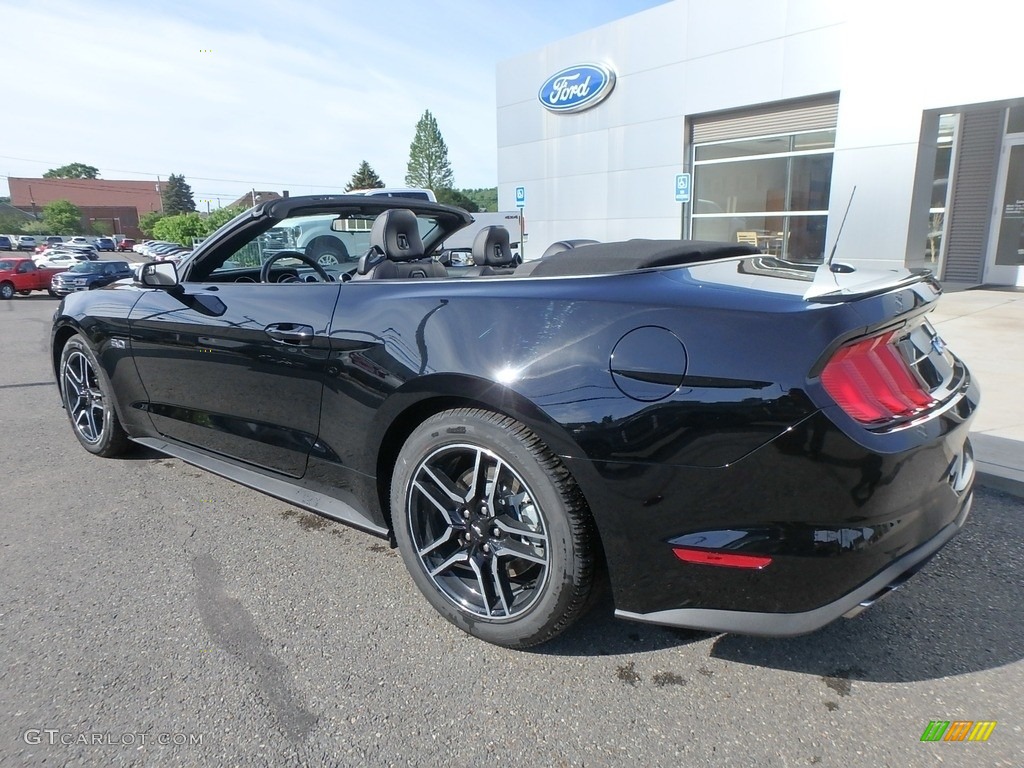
[496,0,1024,287]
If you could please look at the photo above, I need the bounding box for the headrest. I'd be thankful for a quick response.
[471,225,514,267]
[370,209,424,262]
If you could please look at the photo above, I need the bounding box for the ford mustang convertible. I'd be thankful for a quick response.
[51,195,978,648]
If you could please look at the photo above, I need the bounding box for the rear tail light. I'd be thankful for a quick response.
[821,330,936,425]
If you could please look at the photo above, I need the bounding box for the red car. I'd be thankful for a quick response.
[0,257,63,299]
[117,238,136,252]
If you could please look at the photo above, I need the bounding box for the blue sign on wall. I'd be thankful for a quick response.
[675,173,691,203]
[515,186,526,207]
[538,64,616,114]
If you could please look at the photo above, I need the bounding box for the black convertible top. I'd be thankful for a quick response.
[528,239,760,278]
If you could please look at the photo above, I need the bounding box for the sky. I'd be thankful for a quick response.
[0,0,668,207]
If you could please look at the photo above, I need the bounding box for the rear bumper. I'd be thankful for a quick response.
[566,370,979,632]
[616,489,972,636]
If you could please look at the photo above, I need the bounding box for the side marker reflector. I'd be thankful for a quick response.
[672,547,772,570]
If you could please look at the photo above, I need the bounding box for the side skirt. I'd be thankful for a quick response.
[132,436,389,538]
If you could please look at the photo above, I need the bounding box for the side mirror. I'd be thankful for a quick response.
[139,261,179,288]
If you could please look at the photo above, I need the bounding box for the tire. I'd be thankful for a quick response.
[47,289,57,297]
[305,235,349,267]
[0,282,14,300]
[58,335,130,457]
[391,408,598,648]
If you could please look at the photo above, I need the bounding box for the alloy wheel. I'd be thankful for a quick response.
[407,443,551,620]
[61,349,106,444]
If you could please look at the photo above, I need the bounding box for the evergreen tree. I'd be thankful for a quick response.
[405,110,454,191]
[162,174,196,215]
[345,161,385,191]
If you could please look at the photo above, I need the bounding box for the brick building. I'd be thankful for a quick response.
[8,177,167,238]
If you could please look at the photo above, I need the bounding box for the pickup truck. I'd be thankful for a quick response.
[49,260,134,297]
[0,257,62,299]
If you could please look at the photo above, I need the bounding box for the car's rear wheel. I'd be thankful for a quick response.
[392,408,598,648]
[59,335,130,457]
[0,282,14,300]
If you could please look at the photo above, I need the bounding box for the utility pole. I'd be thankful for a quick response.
[156,176,164,213]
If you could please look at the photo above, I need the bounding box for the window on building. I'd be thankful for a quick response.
[918,113,958,272]
[688,96,838,263]
[1007,105,1024,136]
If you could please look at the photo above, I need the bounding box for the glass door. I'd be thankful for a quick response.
[985,136,1024,286]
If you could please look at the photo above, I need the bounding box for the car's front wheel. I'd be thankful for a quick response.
[392,408,599,648]
[59,335,130,457]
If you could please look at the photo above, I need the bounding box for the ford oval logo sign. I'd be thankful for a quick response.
[538,64,616,114]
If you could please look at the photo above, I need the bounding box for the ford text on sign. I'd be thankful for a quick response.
[538,64,616,114]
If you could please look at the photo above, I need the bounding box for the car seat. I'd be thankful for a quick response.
[463,225,518,276]
[353,209,447,279]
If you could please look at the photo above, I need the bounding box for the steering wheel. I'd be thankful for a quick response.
[259,250,334,283]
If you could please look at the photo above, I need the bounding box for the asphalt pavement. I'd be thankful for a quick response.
[0,289,1021,767]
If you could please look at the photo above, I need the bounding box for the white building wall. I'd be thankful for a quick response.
[497,0,1024,270]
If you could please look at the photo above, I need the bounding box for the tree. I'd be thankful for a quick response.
[91,220,112,236]
[0,215,26,235]
[405,110,454,191]
[346,161,385,191]
[43,163,100,179]
[461,187,498,212]
[435,188,479,212]
[162,173,196,215]
[202,205,248,235]
[41,200,84,235]
[152,212,206,246]
[138,211,166,237]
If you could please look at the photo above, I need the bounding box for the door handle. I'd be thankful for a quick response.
[265,323,315,345]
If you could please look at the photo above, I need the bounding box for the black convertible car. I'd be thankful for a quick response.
[51,195,978,648]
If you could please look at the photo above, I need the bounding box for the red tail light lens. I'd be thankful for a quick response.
[821,331,936,424]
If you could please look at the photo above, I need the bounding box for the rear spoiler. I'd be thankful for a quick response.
[804,269,941,304]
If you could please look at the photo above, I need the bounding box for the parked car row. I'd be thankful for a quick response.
[131,240,192,263]
[0,256,132,299]
[32,242,101,269]
[132,240,191,260]
[1,234,124,253]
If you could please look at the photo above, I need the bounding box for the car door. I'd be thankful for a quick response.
[128,247,340,478]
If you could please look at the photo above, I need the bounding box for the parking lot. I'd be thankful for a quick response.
[1,295,1021,767]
